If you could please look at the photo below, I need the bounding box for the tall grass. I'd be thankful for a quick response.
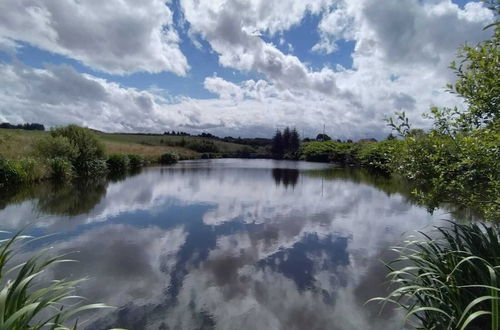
[369,222,499,329]
[0,231,113,329]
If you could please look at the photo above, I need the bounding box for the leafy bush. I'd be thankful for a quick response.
[48,157,74,180]
[358,139,403,173]
[15,158,40,182]
[0,158,19,186]
[77,159,108,177]
[159,152,179,165]
[50,125,105,176]
[301,141,357,163]
[106,154,129,173]
[392,127,499,219]
[127,154,145,169]
[370,222,500,329]
[33,135,77,160]
[0,158,43,186]
[0,232,111,329]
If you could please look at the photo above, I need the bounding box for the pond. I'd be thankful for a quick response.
[0,159,448,330]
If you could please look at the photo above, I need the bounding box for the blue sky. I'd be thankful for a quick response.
[0,0,494,139]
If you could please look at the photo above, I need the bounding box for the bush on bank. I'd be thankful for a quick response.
[159,151,179,165]
[0,157,45,186]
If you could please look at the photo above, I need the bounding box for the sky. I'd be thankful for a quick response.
[0,0,495,139]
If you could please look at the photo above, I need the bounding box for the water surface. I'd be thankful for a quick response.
[0,159,446,330]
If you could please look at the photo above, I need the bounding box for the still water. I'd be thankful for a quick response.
[0,159,447,330]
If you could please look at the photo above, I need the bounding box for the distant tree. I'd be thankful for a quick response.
[386,133,396,140]
[289,128,300,153]
[316,133,331,141]
[271,130,285,158]
[282,127,291,151]
[0,122,45,131]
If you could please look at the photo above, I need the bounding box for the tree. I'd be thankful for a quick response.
[271,130,285,158]
[282,127,291,151]
[316,133,331,141]
[428,7,499,132]
[289,128,300,153]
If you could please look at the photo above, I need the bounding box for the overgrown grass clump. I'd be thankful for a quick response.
[0,157,45,186]
[370,222,500,329]
[106,154,130,173]
[127,154,145,169]
[159,152,179,165]
[0,232,112,329]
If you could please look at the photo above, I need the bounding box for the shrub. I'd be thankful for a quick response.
[0,158,19,186]
[159,152,179,165]
[301,141,357,163]
[50,125,105,176]
[15,157,40,182]
[0,158,43,185]
[106,154,129,173]
[392,127,499,219]
[127,154,145,169]
[370,222,500,329]
[49,157,74,180]
[33,135,77,160]
[357,139,403,173]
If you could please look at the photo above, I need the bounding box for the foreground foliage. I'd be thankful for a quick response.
[0,232,112,329]
[370,222,500,329]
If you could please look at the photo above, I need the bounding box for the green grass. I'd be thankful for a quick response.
[0,129,250,161]
[0,130,46,160]
[369,222,500,329]
[97,132,245,153]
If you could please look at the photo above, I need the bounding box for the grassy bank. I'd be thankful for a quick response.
[0,126,272,186]
[0,129,241,161]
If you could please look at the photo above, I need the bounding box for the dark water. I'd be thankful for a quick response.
[0,159,447,330]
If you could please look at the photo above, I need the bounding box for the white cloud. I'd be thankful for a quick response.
[181,0,340,95]
[204,76,244,100]
[0,0,495,139]
[0,62,381,139]
[0,36,19,55]
[0,0,189,75]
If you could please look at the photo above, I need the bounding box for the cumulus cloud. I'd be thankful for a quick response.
[181,0,340,95]
[0,0,189,75]
[204,76,244,100]
[0,0,495,139]
[0,62,383,138]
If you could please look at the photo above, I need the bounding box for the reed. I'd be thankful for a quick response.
[369,222,500,329]
[0,231,112,329]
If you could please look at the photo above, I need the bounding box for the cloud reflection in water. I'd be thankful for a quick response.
[0,159,442,329]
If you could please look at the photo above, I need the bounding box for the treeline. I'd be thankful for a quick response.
[0,122,45,131]
[271,127,300,159]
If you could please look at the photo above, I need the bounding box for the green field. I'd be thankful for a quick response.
[0,129,253,160]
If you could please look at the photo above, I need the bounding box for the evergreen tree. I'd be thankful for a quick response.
[271,130,285,158]
[282,127,291,152]
[316,133,331,141]
[290,128,300,153]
